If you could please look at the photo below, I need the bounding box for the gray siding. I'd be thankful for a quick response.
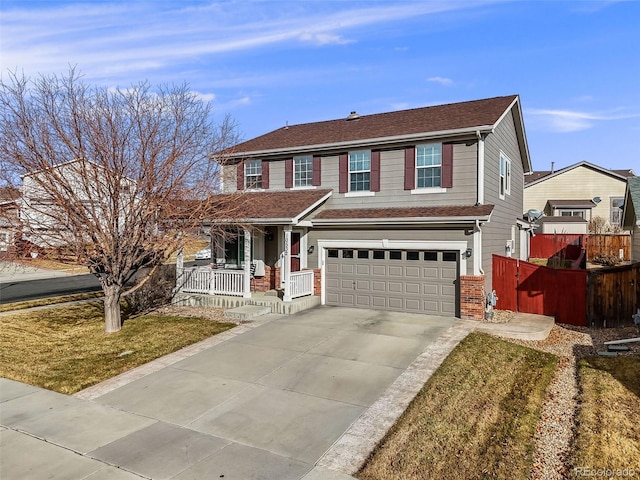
[222,141,478,209]
[482,109,525,289]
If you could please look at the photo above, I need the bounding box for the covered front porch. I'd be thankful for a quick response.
[175,189,332,303]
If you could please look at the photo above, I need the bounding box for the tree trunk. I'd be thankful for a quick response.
[103,284,123,333]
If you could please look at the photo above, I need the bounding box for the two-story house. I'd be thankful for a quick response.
[524,161,635,234]
[206,95,531,320]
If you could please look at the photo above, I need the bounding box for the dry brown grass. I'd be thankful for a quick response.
[357,333,558,480]
[0,302,234,394]
[0,292,102,313]
[570,356,640,475]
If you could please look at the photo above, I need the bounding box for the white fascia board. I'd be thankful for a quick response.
[292,191,333,224]
[311,215,491,226]
[229,126,494,159]
[209,217,293,225]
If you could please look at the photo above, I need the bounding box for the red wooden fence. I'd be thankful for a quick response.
[492,255,588,326]
[529,234,584,260]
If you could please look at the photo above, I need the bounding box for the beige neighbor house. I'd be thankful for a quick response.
[523,161,635,234]
[622,176,640,262]
[182,95,533,321]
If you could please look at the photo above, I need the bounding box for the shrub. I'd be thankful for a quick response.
[124,264,176,316]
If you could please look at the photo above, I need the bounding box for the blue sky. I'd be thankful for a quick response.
[1,0,638,172]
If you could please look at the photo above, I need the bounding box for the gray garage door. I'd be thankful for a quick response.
[325,248,458,316]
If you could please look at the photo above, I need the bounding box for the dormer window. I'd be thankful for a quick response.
[245,159,262,189]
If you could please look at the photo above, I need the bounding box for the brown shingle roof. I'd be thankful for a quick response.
[208,189,332,222]
[313,204,494,221]
[229,96,518,155]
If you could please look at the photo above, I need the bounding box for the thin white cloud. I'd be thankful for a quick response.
[427,76,453,86]
[0,1,492,83]
[526,108,640,132]
[193,91,216,103]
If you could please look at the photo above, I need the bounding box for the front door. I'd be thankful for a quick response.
[290,232,301,272]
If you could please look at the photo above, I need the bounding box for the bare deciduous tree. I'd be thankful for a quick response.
[0,69,242,332]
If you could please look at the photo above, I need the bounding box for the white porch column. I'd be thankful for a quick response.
[283,227,292,302]
[243,227,251,298]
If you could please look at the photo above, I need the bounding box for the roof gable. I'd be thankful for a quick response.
[525,161,635,187]
[229,95,520,156]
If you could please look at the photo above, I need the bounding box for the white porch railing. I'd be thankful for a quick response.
[290,270,314,299]
[211,270,244,296]
[179,267,245,297]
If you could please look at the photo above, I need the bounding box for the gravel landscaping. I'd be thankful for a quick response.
[506,318,639,480]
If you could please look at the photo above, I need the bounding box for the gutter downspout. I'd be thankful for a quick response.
[473,219,484,276]
[476,130,485,205]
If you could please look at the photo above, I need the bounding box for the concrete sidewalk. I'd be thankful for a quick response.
[0,261,74,282]
[0,307,552,479]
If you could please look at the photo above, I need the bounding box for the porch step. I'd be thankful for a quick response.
[224,305,272,322]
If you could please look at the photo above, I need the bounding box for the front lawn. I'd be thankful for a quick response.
[0,302,234,394]
[571,355,640,474]
[357,333,558,480]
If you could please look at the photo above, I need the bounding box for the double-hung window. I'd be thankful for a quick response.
[610,197,624,226]
[499,153,511,198]
[294,155,313,188]
[349,150,370,192]
[416,143,442,188]
[245,159,262,189]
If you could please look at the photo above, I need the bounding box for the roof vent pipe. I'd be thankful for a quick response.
[346,111,360,121]
[551,161,555,173]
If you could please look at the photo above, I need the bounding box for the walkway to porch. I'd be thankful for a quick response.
[172,290,321,316]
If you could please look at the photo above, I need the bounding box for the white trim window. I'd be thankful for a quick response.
[499,152,511,199]
[416,143,442,188]
[349,150,370,192]
[245,159,262,189]
[610,197,624,226]
[294,155,313,188]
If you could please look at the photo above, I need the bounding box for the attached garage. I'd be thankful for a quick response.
[325,248,459,316]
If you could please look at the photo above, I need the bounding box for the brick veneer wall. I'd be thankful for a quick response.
[252,266,280,292]
[460,275,485,321]
[312,268,321,296]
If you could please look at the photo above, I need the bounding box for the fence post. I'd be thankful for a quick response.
[174,250,184,295]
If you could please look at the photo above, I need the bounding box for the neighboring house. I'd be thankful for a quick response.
[622,176,640,262]
[0,187,20,254]
[18,159,134,248]
[201,95,532,320]
[524,161,634,234]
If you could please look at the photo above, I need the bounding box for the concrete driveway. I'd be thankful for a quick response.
[1,307,470,479]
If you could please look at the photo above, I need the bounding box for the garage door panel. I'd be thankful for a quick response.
[422,284,438,295]
[327,264,339,274]
[404,266,420,278]
[422,267,439,278]
[442,284,456,296]
[356,265,370,275]
[372,266,387,276]
[442,269,457,279]
[340,293,355,305]
[372,296,387,308]
[355,280,370,290]
[372,281,386,292]
[388,282,403,293]
[404,282,420,294]
[405,299,421,311]
[388,266,403,277]
[388,297,403,309]
[356,296,371,307]
[341,264,355,275]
